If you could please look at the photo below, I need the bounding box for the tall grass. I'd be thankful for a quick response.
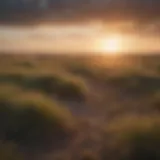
[106,73,160,95]
[0,142,24,160]
[103,116,160,160]
[0,54,159,159]
[0,85,76,150]
[0,73,88,101]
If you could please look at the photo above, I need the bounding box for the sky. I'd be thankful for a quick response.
[0,24,99,53]
[0,0,160,24]
[0,0,160,53]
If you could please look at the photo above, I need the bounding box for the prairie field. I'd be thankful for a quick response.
[0,53,160,160]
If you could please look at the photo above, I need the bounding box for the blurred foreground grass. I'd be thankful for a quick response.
[0,53,159,160]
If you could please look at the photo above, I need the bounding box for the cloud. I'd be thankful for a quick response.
[0,0,160,25]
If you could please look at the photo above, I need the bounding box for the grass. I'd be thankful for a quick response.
[148,92,160,112]
[106,73,160,96]
[0,73,88,101]
[0,53,159,159]
[0,142,24,160]
[104,116,160,160]
[80,150,98,160]
[0,85,75,150]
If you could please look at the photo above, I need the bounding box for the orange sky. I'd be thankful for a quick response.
[0,23,160,54]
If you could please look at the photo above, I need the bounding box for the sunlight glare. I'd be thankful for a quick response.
[100,35,122,54]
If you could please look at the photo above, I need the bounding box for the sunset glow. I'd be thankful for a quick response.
[99,35,123,54]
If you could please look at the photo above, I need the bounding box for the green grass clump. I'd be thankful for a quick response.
[68,60,109,81]
[28,74,88,101]
[69,63,96,78]
[15,61,35,68]
[0,73,88,101]
[80,150,98,160]
[0,88,75,150]
[107,73,160,95]
[149,92,160,112]
[104,117,160,160]
[0,142,24,160]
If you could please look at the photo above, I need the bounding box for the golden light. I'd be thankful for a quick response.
[99,35,123,54]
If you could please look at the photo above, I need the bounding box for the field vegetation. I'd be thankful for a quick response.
[0,53,159,160]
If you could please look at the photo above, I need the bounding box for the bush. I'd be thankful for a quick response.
[0,90,76,150]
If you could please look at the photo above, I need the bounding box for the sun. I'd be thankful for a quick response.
[100,35,122,54]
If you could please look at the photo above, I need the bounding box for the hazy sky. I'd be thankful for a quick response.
[0,24,99,53]
[0,0,160,53]
[0,23,160,53]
